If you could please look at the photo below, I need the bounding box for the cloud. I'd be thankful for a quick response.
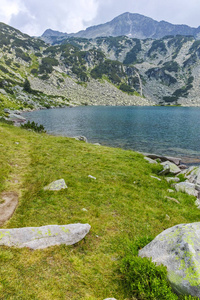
[1,0,200,36]
[8,0,99,36]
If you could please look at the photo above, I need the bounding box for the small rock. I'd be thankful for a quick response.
[165,196,180,204]
[44,179,67,191]
[88,175,96,180]
[195,199,200,209]
[74,136,88,143]
[103,298,117,300]
[15,142,19,145]
[165,177,180,183]
[81,208,88,212]
[167,189,174,193]
[144,156,157,164]
[165,214,170,220]
[151,176,161,181]
[179,164,188,170]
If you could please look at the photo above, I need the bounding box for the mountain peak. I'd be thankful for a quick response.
[41,12,200,41]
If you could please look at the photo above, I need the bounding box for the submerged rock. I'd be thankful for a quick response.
[139,222,200,297]
[0,223,91,249]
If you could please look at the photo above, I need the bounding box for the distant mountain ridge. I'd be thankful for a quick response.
[41,12,200,44]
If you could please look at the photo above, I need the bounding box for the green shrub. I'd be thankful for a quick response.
[23,78,32,93]
[124,39,141,64]
[119,83,135,94]
[15,48,31,62]
[119,237,198,300]
[148,40,167,57]
[21,121,46,133]
[39,57,59,74]
[120,255,178,300]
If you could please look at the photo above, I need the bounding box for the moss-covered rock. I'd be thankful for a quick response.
[139,222,200,297]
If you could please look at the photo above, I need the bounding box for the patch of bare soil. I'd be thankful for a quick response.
[0,191,18,226]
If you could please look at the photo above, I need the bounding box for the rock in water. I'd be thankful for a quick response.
[0,223,91,250]
[44,179,67,191]
[139,223,200,297]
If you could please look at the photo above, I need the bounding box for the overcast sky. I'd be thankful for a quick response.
[1,0,200,36]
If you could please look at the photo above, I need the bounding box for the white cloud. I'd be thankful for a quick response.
[0,0,21,23]
[8,0,99,36]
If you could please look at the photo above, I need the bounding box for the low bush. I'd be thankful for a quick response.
[21,121,46,133]
[119,237,199,300]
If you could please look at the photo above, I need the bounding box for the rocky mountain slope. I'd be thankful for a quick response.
[41,12,200,43]
[0,22,151,113]
[40,34,200,106]
[1,20,200,112]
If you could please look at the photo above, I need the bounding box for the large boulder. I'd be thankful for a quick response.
[0,223,91,250]
[139,223,200,297]
[160,161,181,175]
[8,113,26,123]
[185,167,200,186]
[146,154,181,166]
[175,182,198,197]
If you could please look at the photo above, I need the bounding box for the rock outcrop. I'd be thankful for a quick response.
[0,223,91,249]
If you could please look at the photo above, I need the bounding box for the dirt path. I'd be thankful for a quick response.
[0,191,18,226]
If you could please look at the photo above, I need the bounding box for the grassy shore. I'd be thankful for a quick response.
[0,122,199,299]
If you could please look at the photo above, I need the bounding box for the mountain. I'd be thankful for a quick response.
[41,12,200,44]
[1,20,200,114]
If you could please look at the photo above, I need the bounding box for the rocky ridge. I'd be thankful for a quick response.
[41,12,200,41]
[1,20,200,110]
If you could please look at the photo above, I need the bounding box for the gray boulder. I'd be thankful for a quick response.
[185,167,200,186]
[139,222,200,297]
[175,181,198,197]
[74,136,88,143]
[146,154,181,166]
[160,161,181,175]
[144,156,158,164]
[165,177,180,183]
[44,179,67,191]
[8,113,26,123]
[0,223,91,250]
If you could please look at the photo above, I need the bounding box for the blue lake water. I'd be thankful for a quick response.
[22,106,200,164]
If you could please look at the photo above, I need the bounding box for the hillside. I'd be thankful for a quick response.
[39,35,200,106]
[0,22,149,115]
[0,121,199,299]
[41,12,200,41]
[1,21,200,112]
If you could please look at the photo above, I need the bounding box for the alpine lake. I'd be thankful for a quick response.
[22,106,200,165]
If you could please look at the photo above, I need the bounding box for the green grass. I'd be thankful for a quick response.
[0,123,200,299]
